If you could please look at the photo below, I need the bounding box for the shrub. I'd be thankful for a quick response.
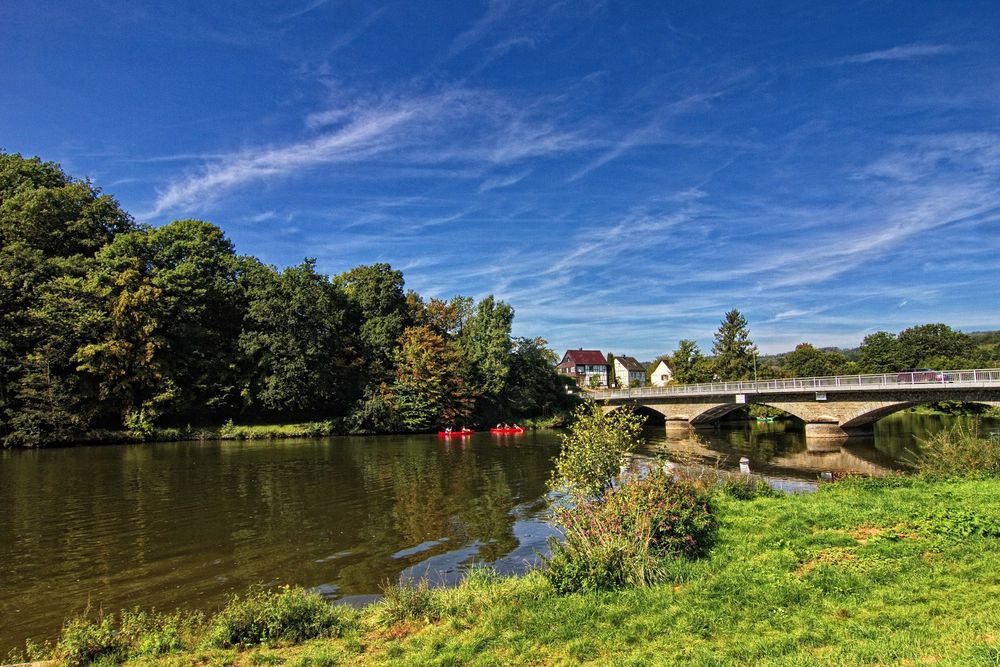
[377,578,439,626]
[720,474,781,500]
[545,468,717,593]
[915,421,1000,476]
[206,586,352,648]
[550,402,646,496]
[118,608,202,657]
[49,607,203,665]
[53,613,124,666]
[124,408,156,440]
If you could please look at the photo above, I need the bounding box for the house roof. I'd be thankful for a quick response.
[615,356,646,372]
[652,359,673,371]
[560,349,608,366]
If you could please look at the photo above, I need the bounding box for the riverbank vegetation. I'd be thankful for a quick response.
[14,472,1000,666]
[0,153,575,447]
[915,421,1000,476]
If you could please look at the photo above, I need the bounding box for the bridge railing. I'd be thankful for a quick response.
[595,368,1000,400]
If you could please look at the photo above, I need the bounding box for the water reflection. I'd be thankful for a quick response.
[638,412,999,482]
[0,432,559,653]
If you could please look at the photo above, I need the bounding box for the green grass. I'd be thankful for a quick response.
[28,476,1000,666]
[63,420,344,446]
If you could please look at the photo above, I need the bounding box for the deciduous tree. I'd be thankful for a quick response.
[550,402,646,496]
[782,343,848,378]
[238,259,353,414]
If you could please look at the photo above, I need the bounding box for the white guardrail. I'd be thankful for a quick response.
[597,368,1000,400]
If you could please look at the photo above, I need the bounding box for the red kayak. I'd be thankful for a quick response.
[489,427,525,435]
[438,429,474,437]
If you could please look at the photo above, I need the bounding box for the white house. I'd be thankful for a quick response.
[612,356,647,388]
[650,359,674,387]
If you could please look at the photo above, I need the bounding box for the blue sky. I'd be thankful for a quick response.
[3,1,998,357]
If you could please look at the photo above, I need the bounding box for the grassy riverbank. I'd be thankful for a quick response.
[45,420,346,447]
[36,417,570,448]
[21,474,1000,666]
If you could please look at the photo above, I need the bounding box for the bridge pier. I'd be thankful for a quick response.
[664,420,693,435]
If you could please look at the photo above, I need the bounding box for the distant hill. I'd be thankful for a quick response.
[969,330,1000,345]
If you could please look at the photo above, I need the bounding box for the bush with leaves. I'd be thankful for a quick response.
[915,421,1000,476]
[206,586,353,648]
[545,467,716,593]
[377,578,439,626]
[49,607,203,666]
[720,474,781,500]
[550,401,646,496]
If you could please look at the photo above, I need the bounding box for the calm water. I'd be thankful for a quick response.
[0,413,994,652]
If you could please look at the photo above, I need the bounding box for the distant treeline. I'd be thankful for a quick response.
[0,153,575,447]
[647,310,1000,386]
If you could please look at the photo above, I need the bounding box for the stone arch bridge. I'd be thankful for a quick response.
[596,369,1000,439]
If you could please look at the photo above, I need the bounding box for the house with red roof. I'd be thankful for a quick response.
[557,349,610,387]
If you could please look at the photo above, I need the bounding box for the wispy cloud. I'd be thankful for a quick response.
[448,0,513,59]
[479,170,531,192]
[830,43,956,65]
[147,102,424,216]
[146,85,602,218]
[278,0,331,23]
[767,307,828,323]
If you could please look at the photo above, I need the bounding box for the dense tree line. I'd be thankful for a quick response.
[655,311,999,384]
[0,153,573,446]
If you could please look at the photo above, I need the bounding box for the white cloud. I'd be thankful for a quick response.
[831,43,956,65]
[146,86,603,218]
[479,170,531,192]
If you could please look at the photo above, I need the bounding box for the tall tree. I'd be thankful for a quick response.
[896,323,976,369]
[668,339,708,384]
[74,256,171,428]
[782,343,848,378]
[7,275,102,444]
[711,309,757,380]
[238,259,353,415]
[390,325,474,430]
[334,263,409,375]
[503,337,575,419]
[0,153,134,445]
[858,331,902,373]
[152,220,244,414]
[459,296,514,396]
[459,296,513,422]
[76,220,243,428]
[334,263,411,431]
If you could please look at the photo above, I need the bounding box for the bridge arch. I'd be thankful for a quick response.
[689,403,744,425]
[839,400,1000,429]
[631,404,667,424]
[689,402,808,426]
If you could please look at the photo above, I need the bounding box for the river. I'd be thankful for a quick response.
[0,412,994,653]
